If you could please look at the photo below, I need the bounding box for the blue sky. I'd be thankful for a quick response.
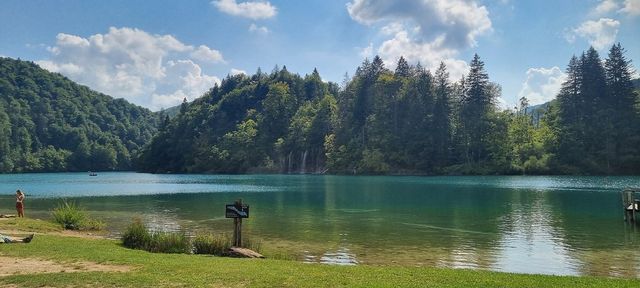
[1,0,639,110]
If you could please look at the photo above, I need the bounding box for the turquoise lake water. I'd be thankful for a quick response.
[1,172,639,277]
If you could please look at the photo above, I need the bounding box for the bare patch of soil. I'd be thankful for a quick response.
[0,256,132,277]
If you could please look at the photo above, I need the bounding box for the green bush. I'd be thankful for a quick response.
[147,232,190,254]
[121,218,151,250]
[121,219,257,255]
[122,218,190,254]
[192,233,232,255]
[51,200,105,230]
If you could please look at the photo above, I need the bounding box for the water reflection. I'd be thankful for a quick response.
[0,173,639,277]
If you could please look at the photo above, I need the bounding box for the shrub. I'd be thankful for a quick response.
[51,200,105,231]
[52,200,86,230]
[147,232,190,254]
[121,218,151,250]
[192,233,232,255]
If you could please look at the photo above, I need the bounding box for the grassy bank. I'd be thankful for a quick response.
[0,219,638,287]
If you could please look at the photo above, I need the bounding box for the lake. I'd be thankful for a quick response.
[1,172,639,277]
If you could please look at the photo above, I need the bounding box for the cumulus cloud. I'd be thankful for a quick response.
[36,27,222,111]
[359,42,374,59]
[593,0,620,16]
[566,18,620,50]
[151,60,220,108]
[621,0,640,15]
[347,0,492,48]
[248,23,269,35]
[380,22,404,35]
[212,0,277,20]
[377,31,468,80]
[517,66,567,105]
[230,68,247,75]
[190,45,225,63]
[590,0,640,16]
[347,0,492,81]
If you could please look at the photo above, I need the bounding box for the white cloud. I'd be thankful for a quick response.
[359,42,374,59]
[36,27,222,111]
[380,22,404,35]
[212,0,277,20]
[593,0,620,16]
[230,68,247,75]
[621,0,640,15]
[190,45,225,63]
[517,66,567,105]
[376,30,469,80]
[151,60,219,108]
[347,0,492,81]
[566,18,620,50]
[495,97,512,111]
[347,0,492,48]
[248,23,269,35]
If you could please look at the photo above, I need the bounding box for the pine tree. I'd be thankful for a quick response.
[432,62,452,167]
[581,47,608,171]
[461,54,492,163]
[604,43,639,171]
[395,56,410,78]
[556,55,584,169]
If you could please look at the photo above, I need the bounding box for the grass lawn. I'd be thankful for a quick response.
[0,218,638,287]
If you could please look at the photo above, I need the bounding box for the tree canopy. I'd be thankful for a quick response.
[2,42,639,175]
[0,57,160,172]
[138,43,640,175]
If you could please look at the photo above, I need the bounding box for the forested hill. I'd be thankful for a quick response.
[0,57,160,172]
[139,43,640,175]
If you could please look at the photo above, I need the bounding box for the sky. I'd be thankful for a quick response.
[1,0,639,111]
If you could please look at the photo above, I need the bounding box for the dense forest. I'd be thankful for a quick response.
[0,57,160,172]
[138,44,639,175]
[0,44,638,175]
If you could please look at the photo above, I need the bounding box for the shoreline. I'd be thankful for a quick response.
[0,218,638,287]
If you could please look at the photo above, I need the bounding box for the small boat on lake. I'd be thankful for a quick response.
[88,171,98,176]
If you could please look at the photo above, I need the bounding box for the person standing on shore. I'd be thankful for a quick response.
[16,190,25,217]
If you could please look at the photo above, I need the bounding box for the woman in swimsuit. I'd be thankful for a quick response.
[16,190,25,218]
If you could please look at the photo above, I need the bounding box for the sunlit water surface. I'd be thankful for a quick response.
[1,172,639,277]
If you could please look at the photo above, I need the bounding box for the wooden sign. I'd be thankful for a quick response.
[226,204,249,218]
[227,199,248,247]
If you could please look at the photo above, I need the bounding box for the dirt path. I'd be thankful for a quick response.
[0,256,133,277]
[0,229,107,240]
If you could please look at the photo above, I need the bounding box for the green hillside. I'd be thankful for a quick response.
[139,45,640,175]
[0,57,160,172]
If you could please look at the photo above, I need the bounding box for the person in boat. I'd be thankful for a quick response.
[0,233,33,243]
[16,190,25,218]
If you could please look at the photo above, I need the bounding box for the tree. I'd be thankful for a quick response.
[0,57,159,172]
[432,62,452,167]
[395,56,411,78]
[556,55,585,170]
[604,43,639,171]
[460,54,493,163]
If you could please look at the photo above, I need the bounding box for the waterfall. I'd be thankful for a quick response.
[287,151,293,174]
[300,150,308,174]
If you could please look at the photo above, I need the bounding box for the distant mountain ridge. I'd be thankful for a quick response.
[0,57,160,172]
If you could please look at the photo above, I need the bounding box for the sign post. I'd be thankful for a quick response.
[225,199,249,247]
